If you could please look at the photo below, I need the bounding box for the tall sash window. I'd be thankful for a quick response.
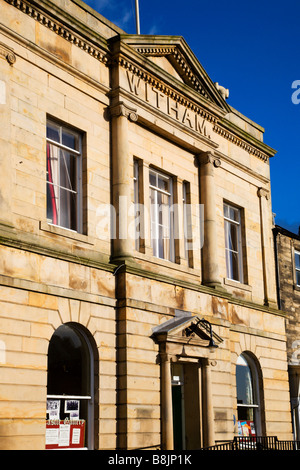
[150,169,174,262]
[224,202,243,282]
[46,120,82,232]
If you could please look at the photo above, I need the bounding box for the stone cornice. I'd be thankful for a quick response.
[4,0,110,64]
[213,123,272,162]
[115,259,286,319]
[0,223,113,273]
[0,223,285,319]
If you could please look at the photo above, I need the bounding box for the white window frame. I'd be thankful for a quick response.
[295,250,300,287]
[224,202,244,283]
[133,159,140,251]
[149,168,174,262]
[183,181,193,266]
[46,119,83,233]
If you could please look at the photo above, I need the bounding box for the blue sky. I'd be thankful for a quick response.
[84,0,300,234]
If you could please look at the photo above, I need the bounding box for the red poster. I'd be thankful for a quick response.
[46,420,85,449]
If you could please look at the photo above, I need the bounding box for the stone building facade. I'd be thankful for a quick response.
[273,225,300,440]
[0,0,293,450]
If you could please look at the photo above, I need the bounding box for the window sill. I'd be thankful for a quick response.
[39,221,94,245]
[294,285,300,292]
[224,278,252,293]
[133,248,200,277]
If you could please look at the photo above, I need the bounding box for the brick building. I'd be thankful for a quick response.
[0,0,293,450]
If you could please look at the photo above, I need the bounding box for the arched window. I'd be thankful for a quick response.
[46,323,98,449]
[236,353,263,437]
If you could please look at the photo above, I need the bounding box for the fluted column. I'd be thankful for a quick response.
[110,102,138,260]
[197,151,222,289]
[161,353,174,450]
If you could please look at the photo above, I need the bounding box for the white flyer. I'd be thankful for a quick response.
[58,424,70,447]
[72,428,81,445]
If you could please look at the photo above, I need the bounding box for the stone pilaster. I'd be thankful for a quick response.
[202,359,215,447]
[0,42,16,228]
[258,188,277,308]
[161,353,174,450]
[197,151,222,289]
[110,102,138,260]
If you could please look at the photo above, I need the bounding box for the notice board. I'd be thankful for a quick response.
[46,420,85,449]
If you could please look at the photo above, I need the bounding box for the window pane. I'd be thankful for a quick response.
[47,123,60,142]
[149,172,156,187]
[229,206,239,222]
[224,203,240,222]
[59,188,77,231]
[227,222,238,252]
[62,129,78,150]
[231,252,240,281]
[158,174,170,192]
[295,253,300,270]
[236,358,254,405]
[296,270,300,286]
[47,144,59,186]
[46,184,58,224]
[226,249,239,281]
[59,150,77,192]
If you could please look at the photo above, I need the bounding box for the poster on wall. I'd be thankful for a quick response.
[238,420,256,436]
[47,400,60,420]
[46,420,85,449]
[65,399,80,419]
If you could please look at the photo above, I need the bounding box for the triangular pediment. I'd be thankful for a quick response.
[152,314,223,348]
[147,55,185,83]
[121,35,231,113]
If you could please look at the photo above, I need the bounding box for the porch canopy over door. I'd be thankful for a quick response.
[152,312,223,450]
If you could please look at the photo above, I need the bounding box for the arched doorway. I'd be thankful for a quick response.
[46,323,98,449]
[236,352,264,437]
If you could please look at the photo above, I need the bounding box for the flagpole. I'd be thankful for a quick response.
[135,0,140,34]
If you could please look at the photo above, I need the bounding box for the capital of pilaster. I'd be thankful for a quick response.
[257,187,270,200]
[108,101,138,122]
[203,358,217,367]
[196,151,221,168]
[0,42,16,66]
[160,352,172,364]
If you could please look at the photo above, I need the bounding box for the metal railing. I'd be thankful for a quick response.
[201,436,300,450]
